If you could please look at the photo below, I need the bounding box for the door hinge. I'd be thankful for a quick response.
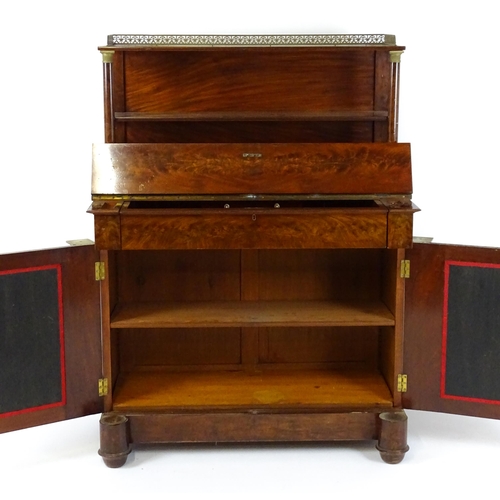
[95,261,106,281]
[397,374,408,393]
[400,260,410,279]
[98,378,108,397]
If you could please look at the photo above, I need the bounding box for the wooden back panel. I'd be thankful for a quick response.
[122,49,376,113]
[123,121,377,144]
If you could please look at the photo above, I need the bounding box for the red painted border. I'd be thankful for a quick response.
[441,260,500,405]
[0,264,66,418]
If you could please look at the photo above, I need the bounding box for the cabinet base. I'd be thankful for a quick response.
[98,410,408,467]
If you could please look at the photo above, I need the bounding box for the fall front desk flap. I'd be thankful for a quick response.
[88,142,417,250]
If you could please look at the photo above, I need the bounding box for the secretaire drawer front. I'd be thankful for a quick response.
[92,143,412,196]
[119,208,388,250]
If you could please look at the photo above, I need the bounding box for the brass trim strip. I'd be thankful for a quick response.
[91,194,412,202]
[106,34,397,47]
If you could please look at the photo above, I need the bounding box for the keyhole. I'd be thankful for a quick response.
[252,214,257,221]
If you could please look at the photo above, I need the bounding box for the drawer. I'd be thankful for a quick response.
[117,201,388,250]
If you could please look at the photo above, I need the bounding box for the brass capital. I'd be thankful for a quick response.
[389,50,404,64]
[100,50,115,63]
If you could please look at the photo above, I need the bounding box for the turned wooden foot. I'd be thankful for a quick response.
[98,414,131,468]
[376,411,409,464]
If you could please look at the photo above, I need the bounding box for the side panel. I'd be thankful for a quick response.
[404,242,500,418]
[0,245,102,433]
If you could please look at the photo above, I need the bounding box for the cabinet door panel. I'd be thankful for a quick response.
[404,242,500,419]
[0,245,102,433]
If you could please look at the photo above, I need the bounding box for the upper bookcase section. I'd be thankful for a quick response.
[98,34,404,144]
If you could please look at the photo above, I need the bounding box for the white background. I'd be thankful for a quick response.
[1,1,500,497]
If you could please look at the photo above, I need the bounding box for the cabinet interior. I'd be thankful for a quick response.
[105,248,399,412]
[126,199,381,210]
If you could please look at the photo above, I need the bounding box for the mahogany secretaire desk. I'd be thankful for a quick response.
[2,35,500,467]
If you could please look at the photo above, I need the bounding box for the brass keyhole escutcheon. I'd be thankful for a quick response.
[242,152,263,158]
[252,214,257,221]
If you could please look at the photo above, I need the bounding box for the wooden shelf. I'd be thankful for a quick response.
[112,368,394,411]
[114,111,388,122]
[110,300,395,329]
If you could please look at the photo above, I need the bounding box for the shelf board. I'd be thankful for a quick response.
[114,111,388,122]
[112,368,394,411]
[110,300,395,329]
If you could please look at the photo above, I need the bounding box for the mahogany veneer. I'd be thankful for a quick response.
[91,35,411,466]
[91,142,412,195]
[4,35,499,468]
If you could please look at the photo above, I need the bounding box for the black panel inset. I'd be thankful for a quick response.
[0,266,64,416]
[443,262,500,403]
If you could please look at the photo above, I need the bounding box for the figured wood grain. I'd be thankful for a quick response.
[93,216,121,249]
[122,50,376,114]
[112,368,394,411]
[92,142,412,195]
[119,210,388,250]
[88,202,122,250]
[105,44,403,144]
[110,299,395,329]
[387,211,414,249]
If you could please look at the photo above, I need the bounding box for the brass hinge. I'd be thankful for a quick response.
[397,374,408,393]
[400,260,410,279]
[98,378,108,397]
[95,262,106,281]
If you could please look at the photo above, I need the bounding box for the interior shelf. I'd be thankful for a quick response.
[112,368,394,411]
[114,110,389,122]
[110,299,395,329]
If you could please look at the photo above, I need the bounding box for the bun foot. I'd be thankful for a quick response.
[100,452,130,469]
[377,411,409,464]
[378,449,408,464]
[98,414,131,468]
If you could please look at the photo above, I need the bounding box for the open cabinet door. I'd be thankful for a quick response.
[404,242,500,419]
[0,244,102,433]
